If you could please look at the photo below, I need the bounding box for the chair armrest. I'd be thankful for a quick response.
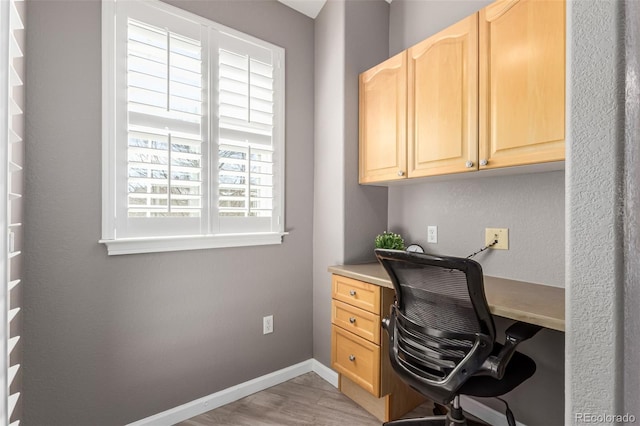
[505,321,543,341]
[481,322,542,379]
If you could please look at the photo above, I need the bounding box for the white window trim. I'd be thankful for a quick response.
[99,232,287,256]
[101,0,286,255]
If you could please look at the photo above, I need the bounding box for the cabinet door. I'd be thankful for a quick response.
[408,14,478,178]
[359,51,407,184]
[479,0,565,169]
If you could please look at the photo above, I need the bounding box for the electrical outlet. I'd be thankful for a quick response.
[427,226,438,243]
[485,228,509,250]
[263,315,273,334]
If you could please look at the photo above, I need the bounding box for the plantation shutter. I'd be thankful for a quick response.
[114,1,209,238]
[217,33,282,233]
[1,0,24,424]
[102,0,285,251]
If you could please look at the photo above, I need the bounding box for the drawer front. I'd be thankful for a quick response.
[332,300,380,344]
[332,275,380,314]
[331,325,381,397]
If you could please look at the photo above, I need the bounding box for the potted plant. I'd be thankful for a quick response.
[375,231,405,250]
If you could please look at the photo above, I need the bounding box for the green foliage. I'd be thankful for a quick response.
[375,231,405,250]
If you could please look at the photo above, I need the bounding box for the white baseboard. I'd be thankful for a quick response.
[127,359,517,426]
[311,359,339,387]
[127,359,315,426]
[461,396,528,426]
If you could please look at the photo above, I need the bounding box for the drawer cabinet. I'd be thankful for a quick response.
[332,326,380,395]
[330,274,425,422]
[332,275,380,313]
[332,299,380,344]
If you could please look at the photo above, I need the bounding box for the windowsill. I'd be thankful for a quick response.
[99,232,288,255]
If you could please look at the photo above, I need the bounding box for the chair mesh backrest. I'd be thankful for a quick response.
[395,263,481,334]
[376,249,495,397]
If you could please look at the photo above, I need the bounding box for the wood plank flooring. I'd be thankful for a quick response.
[178,372,485,426]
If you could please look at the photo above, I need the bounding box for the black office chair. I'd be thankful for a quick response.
[375,249,541,426]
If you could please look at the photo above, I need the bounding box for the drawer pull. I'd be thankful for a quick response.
[349,290,357,296]
[349,317,356,324]
[349,354,356,362]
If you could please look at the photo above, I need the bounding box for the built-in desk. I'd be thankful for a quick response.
[327,263,564,422]
[328,263,565,331]
[329,263,565,331]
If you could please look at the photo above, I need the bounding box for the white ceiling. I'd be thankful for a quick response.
[277,0,327,19]
[277,0,393,20]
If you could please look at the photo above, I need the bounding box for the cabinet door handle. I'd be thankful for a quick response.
[349,317,356,324]
[465,160,474,168]
[397,170,405,176]
[480,159,488,166]
[349,355,356,362]
[349,290,357,296]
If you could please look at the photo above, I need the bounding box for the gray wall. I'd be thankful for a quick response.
[388,172,565,286]
[343,0,390,266]
[312,0,389,368]
[389,0,492,56]
[387,1,566,286]
[623,0,640,418]
[566,0,631,422]
[23,0,639,424]
[388,1,564,424]
[23,1,314,424]
[313,0,346,371]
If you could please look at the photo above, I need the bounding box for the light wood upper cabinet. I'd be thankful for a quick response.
[408,14,479,178]
[479,0,566,169]
[359,51,407,184]
[358,0,565,184]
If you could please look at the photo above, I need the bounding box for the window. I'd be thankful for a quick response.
[101,0,285,255]
[1,0,24,423]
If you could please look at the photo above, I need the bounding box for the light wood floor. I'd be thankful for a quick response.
[178,372,482,426]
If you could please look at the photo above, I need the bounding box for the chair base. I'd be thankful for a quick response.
[383,404,467,426]
[383,415,447,425]
[382,415,469,426]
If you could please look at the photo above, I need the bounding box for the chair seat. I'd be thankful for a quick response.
[458,344,536,398]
